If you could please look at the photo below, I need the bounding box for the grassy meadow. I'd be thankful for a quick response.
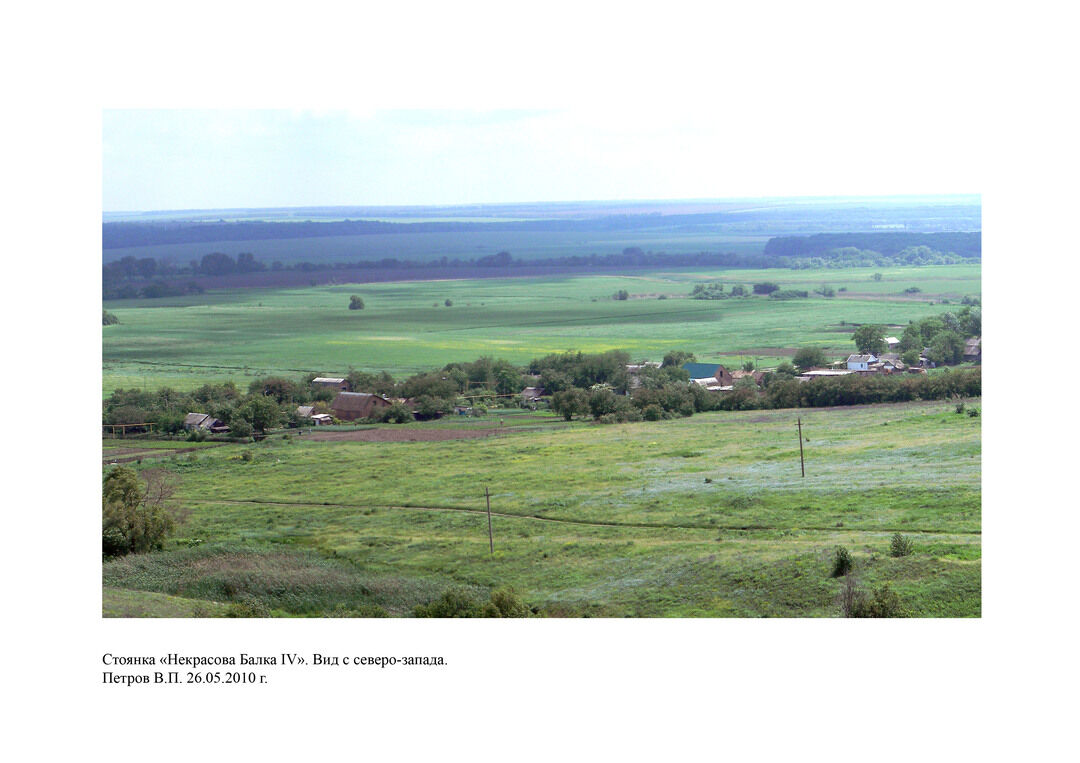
[103,264,980,394]
[103,400,981,617]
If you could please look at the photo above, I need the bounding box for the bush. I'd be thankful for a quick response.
[485,587,529,618]
[413,587,529,618]
[348,295,365,310]
[831,546,854,577]
[444,299,453,307]
[240,449,254,462]
[769,289,808,300]
[381,402,415,423]
[753,282,780,295]
[955,401,966,414]
[850,584,908,618]
[613,289,629,301]
[229,418,253,438]
[967,406,980,417]
[102,309,120,325]
[225,596,271,618]
[889,532,914,557]
[414,588,483,617]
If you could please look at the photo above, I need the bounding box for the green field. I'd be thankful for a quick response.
[103,264,980,394]
[103,400,981,617]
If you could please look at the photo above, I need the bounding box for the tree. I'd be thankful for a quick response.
[348,295,365,310]
[901,349,921,366]
[102,466,177,556]
[752,282,780,295]
[852,324,887,355]
[102,309,120,325]
[872,272,883,281]
[662,350,695,368]
[613,289,629,301]
[928,330,964,365]
[551,388,589,420]
[237,396,281,432]
[741,360,755,372]
[444,299,453,307]
[792,346,827,371]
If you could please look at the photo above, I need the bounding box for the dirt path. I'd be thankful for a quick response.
[305,427,518,442]
[200,497,980,536]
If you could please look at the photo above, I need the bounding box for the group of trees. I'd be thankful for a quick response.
[852,304,981,366]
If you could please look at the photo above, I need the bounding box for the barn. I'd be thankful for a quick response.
[331,392,392,421]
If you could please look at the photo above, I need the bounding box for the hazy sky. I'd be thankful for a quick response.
[103,107,979,212]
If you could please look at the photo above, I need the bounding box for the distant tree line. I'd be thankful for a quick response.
[764,232,981,258]
[104,240,982,300]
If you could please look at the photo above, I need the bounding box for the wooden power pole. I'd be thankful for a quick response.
[797,416,805,477]
[485,486,494,554]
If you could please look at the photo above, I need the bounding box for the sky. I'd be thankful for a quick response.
[102,107,982,212]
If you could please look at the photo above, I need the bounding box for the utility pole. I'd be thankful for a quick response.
[797,416,805,477]
[485,486,494,554]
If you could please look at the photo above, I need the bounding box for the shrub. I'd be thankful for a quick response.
[444,299,453,307]
[613,289,629,301]
[381,402,415,423]
[850,584,908,618]
[102,309,120,325]
[414,588,483,617]
[831,546,854,577]
[486,587,529,618]
[240,449,254,462]
[225,596,271,618]
[229,418,253,438]
[769,289,809,300]
[348,295,365,310]
[955,401,966,414]
[904,286,922,294]
[326,603,390,617]
[753,282,780,295]
[643,404,662,421]
[967,406,980,417]
[889,532,914,557]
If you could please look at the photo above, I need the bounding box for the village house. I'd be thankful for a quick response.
[683,362,734,390]
[183,412,229,433]
[520,386,545,403]
[846,354,877,371]
[312,377,350,392]
[330,391,392,421]
[964,337,982,363]
[295,405,332,425]
[730,369,766,386]
[625,361,662,390]
[885,336,901,351]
